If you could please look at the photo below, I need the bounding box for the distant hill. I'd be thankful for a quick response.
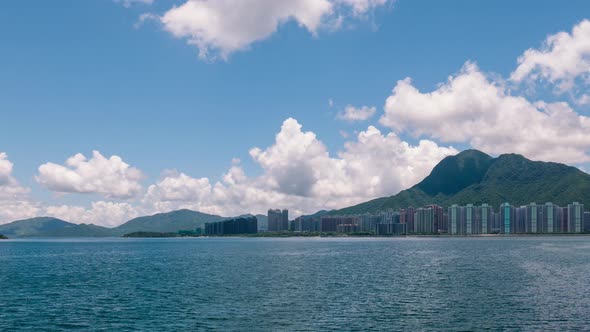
[0,210,228,238]
[333,149,590,215]
[111,209,225,236]
[0,217,114,238]
[44,223,115,237]
[8,149,586,236]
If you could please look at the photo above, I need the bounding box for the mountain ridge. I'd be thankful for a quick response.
[0,210,227,238]
[332,149,590,215]
[2,149,589,236]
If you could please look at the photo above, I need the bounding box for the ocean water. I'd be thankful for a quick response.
[1,237,590,331]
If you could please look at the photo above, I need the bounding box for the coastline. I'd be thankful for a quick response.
[2,233,589,240]
[195,232,590,239]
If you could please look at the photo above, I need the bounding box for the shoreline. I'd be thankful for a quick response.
[2,233,590,240]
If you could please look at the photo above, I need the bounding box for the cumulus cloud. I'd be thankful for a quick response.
[380,62,590,163]
[337,105,376,121]
[144,171,213,207]
[337,126,458,197]
[0,153,30,199]
[7,118,452,225]
[115,0,153,8]
[250,118,329,196]
[511,19,590,93]
[0,153,37,224]
[577,94,590,106]
[338,0,390,16]
[0,153,13,186]
[143,118,456,218]
[0,200,39,225]
[45,201,139,228]
[158,0,392,59]
[36,151,144,199]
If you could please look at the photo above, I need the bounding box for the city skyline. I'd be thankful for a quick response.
[2,2,590,226]
[275,201,590,236]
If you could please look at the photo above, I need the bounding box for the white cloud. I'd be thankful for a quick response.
[143,118,456,218]
[36,151,144,199]
[45,201,139,228]
[0,153,37,224]
[0,152,13,186]
[135,13,159,29]
[0,153,30,199]
[0,200,39,225]
[158,0,391,60]
[577,94,590,105]
[511,19,590,93]
[337,105,376,121]
[145,171,212,203]
[0,118,454,224]
[249,118,329,197]
[380,62,590,163]
[338,0,389,16]
[116,0,154,8]
[337,126,458,198]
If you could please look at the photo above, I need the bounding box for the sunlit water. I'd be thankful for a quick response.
[1,236,590,331]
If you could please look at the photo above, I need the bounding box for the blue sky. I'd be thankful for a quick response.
[1,0,589,225]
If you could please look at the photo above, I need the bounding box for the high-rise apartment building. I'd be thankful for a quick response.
[465,204,476,235]
[415,205,443,234]
[558,207,569,233]
[481,204,492,234]
[499,203,516,234]
[568,202,584,233]
[268,209,289,232]
[449,204,462,235]
[543,203,556,233]
[400,207,416,234]
[360,214,385,233]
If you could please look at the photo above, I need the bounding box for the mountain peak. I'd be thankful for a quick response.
[414,149,494,196]
[0,217,75,238]
[333,149,590,214]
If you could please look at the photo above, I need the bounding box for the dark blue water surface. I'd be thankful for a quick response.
[1,236,590,331]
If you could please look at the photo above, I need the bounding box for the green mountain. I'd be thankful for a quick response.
[334,149,590,214]
[43,223,115,237]
[0,217,114,238]
[0,210,227,238]
[111,209,224,236]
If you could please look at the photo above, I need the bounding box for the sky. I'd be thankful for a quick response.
[1,0,590,226]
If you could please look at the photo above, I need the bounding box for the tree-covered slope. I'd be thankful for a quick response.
[334,150,590,214]
[0,217,73,237]
[0,210,228,237]
[111,209,224,236]
[42,223,116,237]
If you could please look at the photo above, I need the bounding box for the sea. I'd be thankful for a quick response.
[1,236,589,331]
